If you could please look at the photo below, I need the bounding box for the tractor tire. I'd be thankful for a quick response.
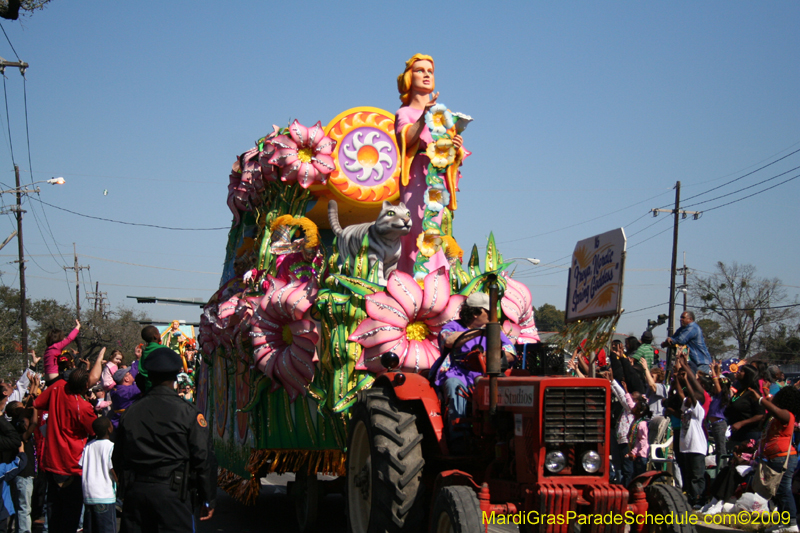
[292,469,319,532]
[346,386,425,533]
[644,483,696,533]
[430,486,482,533]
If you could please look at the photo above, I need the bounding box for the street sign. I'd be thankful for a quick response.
[565,228,626,323]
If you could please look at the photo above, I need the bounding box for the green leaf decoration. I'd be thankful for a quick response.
[354,234,370,279]
[238,375,270,413]
[468,244,481,278]
[332,373,375,413]
[485,232,498,272]
[367,258,381,284]
[333,275,382,297]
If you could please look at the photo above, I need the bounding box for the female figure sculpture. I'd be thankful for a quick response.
[395,54,465,274]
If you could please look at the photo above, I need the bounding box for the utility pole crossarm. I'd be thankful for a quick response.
[651,208,702,220]
[0,56,28,75]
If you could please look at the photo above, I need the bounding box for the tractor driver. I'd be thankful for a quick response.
[434,292,516,453]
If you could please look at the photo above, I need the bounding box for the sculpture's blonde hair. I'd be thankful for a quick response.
[397,53,435,106]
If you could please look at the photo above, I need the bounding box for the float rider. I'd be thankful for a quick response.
[434,293,516,452]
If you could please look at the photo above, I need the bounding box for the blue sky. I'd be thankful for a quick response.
[0,1,797,341]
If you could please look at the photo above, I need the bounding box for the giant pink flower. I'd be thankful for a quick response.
[349,267,463,373]
[227,148,271,224]
[501,275,540,344]
[249,275,319,401]
[267,120,337,188]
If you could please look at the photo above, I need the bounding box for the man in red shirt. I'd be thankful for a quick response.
[33,366,97,533]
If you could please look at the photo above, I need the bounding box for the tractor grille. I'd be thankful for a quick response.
[543,387,606,444]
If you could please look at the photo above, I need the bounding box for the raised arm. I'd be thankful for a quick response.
[88,347,106,388]
[749,387,791,425]
[637,358,657,393]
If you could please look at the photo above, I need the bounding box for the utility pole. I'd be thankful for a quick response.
[14,165,27,357]
[87,282,108,317]
[680,252,688,313]
[63,243,90,321]
[652,182,702,370]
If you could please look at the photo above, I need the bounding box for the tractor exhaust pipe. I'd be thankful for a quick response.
[486,281,502,415]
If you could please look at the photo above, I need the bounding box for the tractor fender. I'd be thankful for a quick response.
[374,372,447,453]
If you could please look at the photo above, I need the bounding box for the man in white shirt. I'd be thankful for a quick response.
[675,358,707,508]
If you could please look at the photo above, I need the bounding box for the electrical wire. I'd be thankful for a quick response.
[656,146,800,210]
[683,165,800,209]
[0,23,21,61]
[2,75,14,168]
[23,76,69,268]
[702,174,800,214]
[686,303,800,312]
[78,253,221,275]
[29,197,229,231]
[497,189,673,245]
[22,243,56,274]
[623,302,669,315]
[25,274,211,292]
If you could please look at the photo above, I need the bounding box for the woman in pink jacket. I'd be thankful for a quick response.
[43,320,80,383]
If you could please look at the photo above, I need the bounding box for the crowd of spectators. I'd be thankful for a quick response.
[0,323,202,533]
[568,323,800,533]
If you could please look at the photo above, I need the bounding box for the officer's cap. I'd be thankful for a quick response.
[143,347,183,373]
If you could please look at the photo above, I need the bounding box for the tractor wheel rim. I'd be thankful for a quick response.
[348,420,371,533]
[435,511,452,533]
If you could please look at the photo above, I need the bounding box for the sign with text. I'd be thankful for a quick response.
[565,228,626,323]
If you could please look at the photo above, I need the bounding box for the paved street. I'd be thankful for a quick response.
[198,474,518,533]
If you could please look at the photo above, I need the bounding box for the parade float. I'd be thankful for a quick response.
[197,53,574,511]
[196,54,694,533]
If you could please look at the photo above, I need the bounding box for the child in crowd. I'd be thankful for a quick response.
[79,417,116,533]
[6,402,37,533]
[0,441,26,533]
[137,326,162,392]
[100,350,125,392]
[606,367,641,487]
[43,320,81,384]
[626,396,652,478]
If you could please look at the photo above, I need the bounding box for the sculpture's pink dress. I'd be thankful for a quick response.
[394,106,433,274]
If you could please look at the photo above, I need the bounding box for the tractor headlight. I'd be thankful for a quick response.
[545,451,566,473]
[581,450,601,473]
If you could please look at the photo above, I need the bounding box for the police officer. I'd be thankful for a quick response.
[112,347,216,531]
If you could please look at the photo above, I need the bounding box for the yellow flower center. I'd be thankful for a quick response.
[282,325,294,345]
[406,321,430,341]
[432,112,444,127]
[297,147,314,163]
[428,189,443,203]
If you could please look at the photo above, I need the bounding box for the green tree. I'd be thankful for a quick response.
[758,323,800,363]
[693,262,798,359]
[0,286,149,377]
[696,318,734,359]
[535,303,566,332]
[0,0,53,20]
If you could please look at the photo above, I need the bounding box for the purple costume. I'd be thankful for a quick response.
[108,383,142,428]
[435,320,515,389]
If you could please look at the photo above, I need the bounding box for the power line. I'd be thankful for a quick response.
[0,23,21,61]
[683,165,800,209]
[2,75,14,167]
[29,197,229,231]
[657,145,800,209]
[497,189,673,245]
[689,139,800,187]
[624,302,669,315]
[79,253,221,275]
[703,173,800,213]
[687,303,800,312]
[23,74,69,269]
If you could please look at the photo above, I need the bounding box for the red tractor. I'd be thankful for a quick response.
[345,288,692,533]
